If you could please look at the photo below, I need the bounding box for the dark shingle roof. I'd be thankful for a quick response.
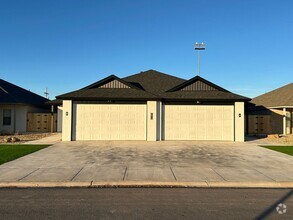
[160,91,249,101]
[57,70,250,102]
[0,79,49,107]
[46,99,63,105]
[251,83,293,107]
[123,70,185,94]
[57,88,159,100]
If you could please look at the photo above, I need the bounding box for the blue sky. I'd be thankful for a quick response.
[0,0,292,99]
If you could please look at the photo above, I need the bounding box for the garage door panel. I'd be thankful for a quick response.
[73,104,146,140]
[164,105,234,141]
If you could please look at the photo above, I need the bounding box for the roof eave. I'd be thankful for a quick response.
[56,97,161,101]
[56,97,250,102]
[266,106,293,109]
[0,102,24,105]
[163,98,251,102]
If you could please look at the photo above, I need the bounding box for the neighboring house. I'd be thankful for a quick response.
[56,70,250,142]
[248,83,293,135]
[0,79,49,133]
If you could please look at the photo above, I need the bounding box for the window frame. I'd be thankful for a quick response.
[3,109,12,126]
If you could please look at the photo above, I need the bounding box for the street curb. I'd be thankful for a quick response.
[0,182,92,188]
[0,181,293,188]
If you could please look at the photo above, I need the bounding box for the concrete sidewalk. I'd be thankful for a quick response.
[0,140,293,188]
[24,133,61,145]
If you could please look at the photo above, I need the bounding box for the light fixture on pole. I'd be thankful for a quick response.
[194,42,206,76]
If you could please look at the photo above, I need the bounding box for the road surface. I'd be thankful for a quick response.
[0,188,292,219]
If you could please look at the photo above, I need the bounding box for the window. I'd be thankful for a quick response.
[3,109,11,126]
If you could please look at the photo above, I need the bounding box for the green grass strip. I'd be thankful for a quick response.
[260,145,293,156]
[0,144,50,165]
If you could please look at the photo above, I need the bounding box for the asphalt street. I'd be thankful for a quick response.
[0,188,292,220]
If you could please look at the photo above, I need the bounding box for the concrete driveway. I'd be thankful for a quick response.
[0,140,293,183]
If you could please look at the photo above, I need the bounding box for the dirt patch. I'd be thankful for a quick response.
[0,133,54,144]
[266,134,293,145]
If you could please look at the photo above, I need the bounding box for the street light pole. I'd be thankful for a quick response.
[194,42,206,76]
[198,49,201,75]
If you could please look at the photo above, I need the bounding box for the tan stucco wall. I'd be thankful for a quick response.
[146,101,162,141]
[57,106,63,132]
[270,109,292,134]
[234,102,245,142]
[62,100,72,141]
[247,108,292,135]
[270,109,283,134]
[0,105,47,133]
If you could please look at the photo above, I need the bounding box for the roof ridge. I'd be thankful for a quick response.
[123,69,186,81]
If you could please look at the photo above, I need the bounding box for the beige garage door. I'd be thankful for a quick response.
[164,105,234,141]
[72,104,146,140]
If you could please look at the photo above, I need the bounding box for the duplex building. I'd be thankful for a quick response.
[57,70,250,141]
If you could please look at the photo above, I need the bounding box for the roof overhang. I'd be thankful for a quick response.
[266,106,293,109]
[163,99,249,103]
[60,97,160,101]
[57,97,249,103]
[0,102,24,105]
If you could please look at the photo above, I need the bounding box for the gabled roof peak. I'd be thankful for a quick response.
[167,75,230,92]
[82,74,142,90]
[126,69,185,81]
